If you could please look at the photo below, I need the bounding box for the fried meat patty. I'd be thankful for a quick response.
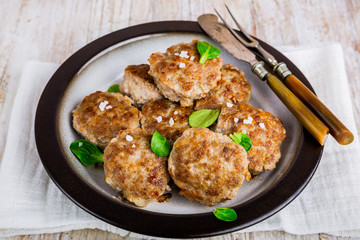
[148,39,222,107]
[103,128,170,207]
[141,99,193,144]
[195,64,251,110]
[168,128,250,206]
[72,91,140,149]
[119,64,163,107]
[215,104,286,173]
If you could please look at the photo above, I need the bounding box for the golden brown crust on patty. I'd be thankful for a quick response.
[195,64,251,110]
[215,104,286,173]
[168,128,250,206]
[148,39,222,107]
[119,64,163,107]
[103,128,170,207]
[140,99,193,144]
[72,91,141,149]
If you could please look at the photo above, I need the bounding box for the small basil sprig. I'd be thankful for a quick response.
[107,84,120,93]
[69,139,104,166]
[213,208,237,222]
[197,41,221,64]
[151,131,172,157]
[189,109,220,128]
[229,132,252,151]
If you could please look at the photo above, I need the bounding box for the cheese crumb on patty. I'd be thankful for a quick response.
[234,117,239,123]
[259,122,266,129]
[169,117,175,126]
[126,135,133,142]
[156,116,163,123]
[179,51,189,58]
[243,116,253,124]
[226,102,234,108]
[179,63,186,68]
[99,100,109,111]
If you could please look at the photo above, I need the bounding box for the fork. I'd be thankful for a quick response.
[217,5,354,145]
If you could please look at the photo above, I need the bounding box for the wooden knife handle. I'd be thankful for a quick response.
[265,73,329,146]
[285,74,354,145]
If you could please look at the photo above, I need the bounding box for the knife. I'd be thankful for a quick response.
[218,4,353,145]
[198,14,329,146]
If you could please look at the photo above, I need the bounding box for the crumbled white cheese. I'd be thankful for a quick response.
[180,51,189,58]
[99,100,109,111]
[234,117,239,123]
[174,53,179,56]
[169,117,175,126]
[179,63,186,68]
[156,116,162,123]
[243,116,253,124]
[226,102,234,108]
[105,105,112,110]
[78,142,83,147]
[190,56,195,61]
[242,130,247,134]
[174,111,178,115]
[132,144,136,148]
[259,123,266,129]
[125,135,133,142]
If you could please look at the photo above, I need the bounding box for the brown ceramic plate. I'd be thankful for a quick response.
[35,21,323,238]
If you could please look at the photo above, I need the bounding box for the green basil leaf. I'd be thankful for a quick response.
[213,208,237,221]
[69,140,104,166]
[188,109,220,128]
[107,84,120,93]
[229,132,252,151]
[151,131,172,157]
[197,41,221,64]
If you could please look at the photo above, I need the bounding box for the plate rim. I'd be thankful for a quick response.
[35,20,323,238]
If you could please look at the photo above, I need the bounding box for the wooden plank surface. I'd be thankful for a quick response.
[0,0,359,239]
[5,230,356,240]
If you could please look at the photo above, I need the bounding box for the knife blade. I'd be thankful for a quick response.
[198,14,259,66]
[198,14,329,145]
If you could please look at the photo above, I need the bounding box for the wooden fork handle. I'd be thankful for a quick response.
[265,73,329,146]
[285,74,354,145]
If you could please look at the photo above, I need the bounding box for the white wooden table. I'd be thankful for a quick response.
[1,0,359,239]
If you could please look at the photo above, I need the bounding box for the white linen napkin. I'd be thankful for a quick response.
[0,44,359,238]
